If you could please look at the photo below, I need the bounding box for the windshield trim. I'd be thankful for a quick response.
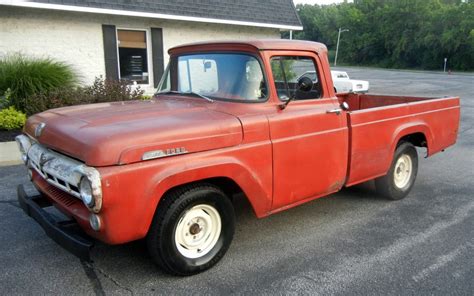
[157,51,270,104]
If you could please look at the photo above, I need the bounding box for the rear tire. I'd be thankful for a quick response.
[147,184,235,276]
[375,142,418,200]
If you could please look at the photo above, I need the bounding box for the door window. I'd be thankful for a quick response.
[270,56,322,101]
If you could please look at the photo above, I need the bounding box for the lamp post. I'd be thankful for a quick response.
[334,28,349,66]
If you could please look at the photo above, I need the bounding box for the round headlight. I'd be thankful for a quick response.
[79,177,95,208]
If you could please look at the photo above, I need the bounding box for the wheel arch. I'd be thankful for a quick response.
[391,123,433,156]
[160,177,243,204]
[374,123,432,181]
[141,161,271,237]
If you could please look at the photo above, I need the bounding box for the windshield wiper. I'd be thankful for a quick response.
[156,91,214,103]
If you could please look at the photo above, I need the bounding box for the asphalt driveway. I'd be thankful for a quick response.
[0,68,473,295]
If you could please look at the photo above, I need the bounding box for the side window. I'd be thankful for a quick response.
[270,56,321,101]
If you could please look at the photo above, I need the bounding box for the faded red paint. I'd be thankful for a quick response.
[23,40,460,245]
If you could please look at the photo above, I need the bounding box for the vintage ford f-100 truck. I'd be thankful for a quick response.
[16,40,460,275]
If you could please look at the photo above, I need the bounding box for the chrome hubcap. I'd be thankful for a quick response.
[175,204,221,259]
[393,154,412,189]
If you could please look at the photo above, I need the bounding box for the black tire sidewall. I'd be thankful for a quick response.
[158,188,235,275]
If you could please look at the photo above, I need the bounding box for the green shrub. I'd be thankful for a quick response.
[25,76,145,115]
[24,87,87,116]
[140,94,152,100]
[0,88,12,109]
[0,54,78,112]
[0,107,27,130]
[83,76,144,103]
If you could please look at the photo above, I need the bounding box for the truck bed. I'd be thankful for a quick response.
[337,93,460,186]
[338,93,433,111]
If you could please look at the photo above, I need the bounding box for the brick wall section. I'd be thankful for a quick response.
[0,6,280,93]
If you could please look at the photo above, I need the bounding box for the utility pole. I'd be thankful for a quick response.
[334,28,349,67]
[443,57,447,73]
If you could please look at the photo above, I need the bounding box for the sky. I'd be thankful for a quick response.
[293,0,348,5]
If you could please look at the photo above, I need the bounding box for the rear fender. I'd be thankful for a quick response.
[389,122,433,163]
[393,123,433,151]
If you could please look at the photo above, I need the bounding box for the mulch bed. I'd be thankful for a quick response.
[0,129,22,142]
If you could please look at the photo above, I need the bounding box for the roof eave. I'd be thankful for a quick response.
[0,2,303,31]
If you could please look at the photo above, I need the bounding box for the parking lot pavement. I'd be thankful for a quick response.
[0,68,473,295]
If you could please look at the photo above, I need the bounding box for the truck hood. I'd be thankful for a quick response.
[24,97,243,166]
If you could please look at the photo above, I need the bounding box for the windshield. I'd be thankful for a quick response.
[157,53,267,102]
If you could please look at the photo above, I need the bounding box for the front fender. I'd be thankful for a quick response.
[139,155,272,238]
[96,137,272,244]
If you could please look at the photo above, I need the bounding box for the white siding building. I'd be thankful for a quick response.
[0,0,302,93]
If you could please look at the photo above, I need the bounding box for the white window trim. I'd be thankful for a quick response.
[115,27,153,88]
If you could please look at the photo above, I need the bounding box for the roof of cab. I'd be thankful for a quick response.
[169,39,327,54]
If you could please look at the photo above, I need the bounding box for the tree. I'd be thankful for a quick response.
[292,0,473,70]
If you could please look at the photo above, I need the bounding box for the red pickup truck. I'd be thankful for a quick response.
[16,40,460,275]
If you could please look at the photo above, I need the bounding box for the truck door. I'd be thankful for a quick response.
[266,53,349,210]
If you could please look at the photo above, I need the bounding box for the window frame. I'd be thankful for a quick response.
[161,51,270,104]
[115,27,152,87]
[269,54,325,102]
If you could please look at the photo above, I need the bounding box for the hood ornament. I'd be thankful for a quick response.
[35,122,46,137]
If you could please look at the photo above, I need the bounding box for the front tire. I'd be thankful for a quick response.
[147,184,235,276]
[375,142,418,200]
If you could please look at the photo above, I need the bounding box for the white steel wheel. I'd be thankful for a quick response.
[147,184,235,275]
[375,142,418,200]
[393,154,413,189]
[174,204,222,259]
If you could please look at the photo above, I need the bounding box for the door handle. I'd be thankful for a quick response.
[326,108,342,115]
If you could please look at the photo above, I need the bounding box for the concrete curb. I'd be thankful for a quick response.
[0,141,22,167]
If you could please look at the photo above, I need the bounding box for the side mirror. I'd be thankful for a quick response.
[203,61,212,72]
[341,102,349,110]
[279,76,314,110]
[297,76,313,92]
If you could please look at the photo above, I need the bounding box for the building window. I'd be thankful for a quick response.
[117,29,149,84]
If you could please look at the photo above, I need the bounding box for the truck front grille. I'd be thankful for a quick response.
[29,157,81,198]
[26,142,85,200]
[32,171,89,222]
[42,180,80,207]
